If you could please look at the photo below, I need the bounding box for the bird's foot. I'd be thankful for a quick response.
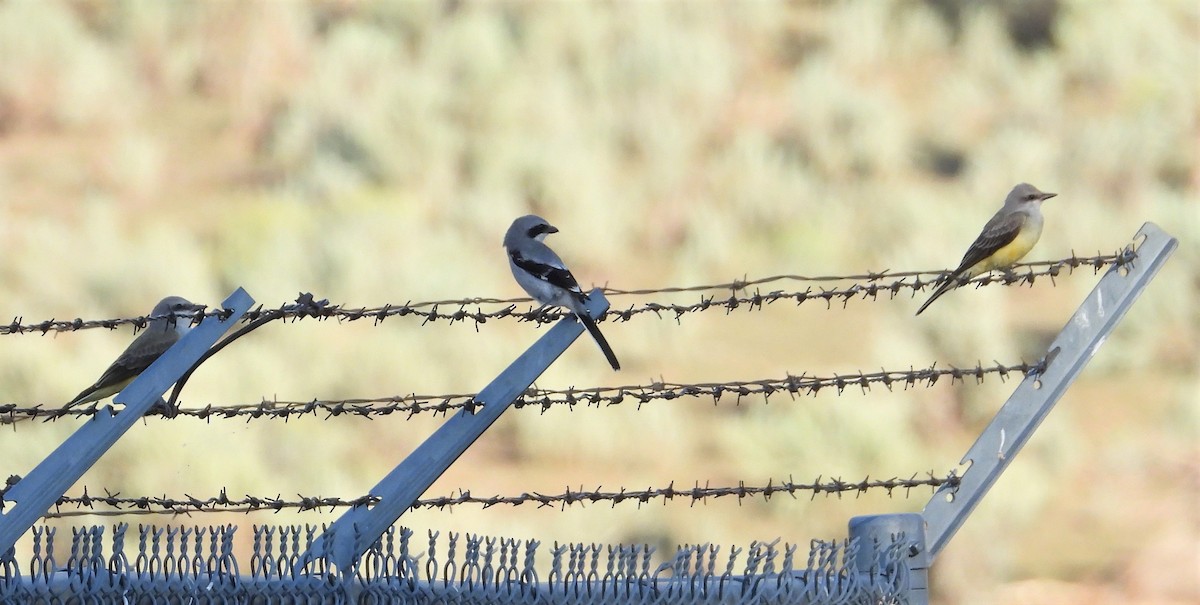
[148,397,178,419]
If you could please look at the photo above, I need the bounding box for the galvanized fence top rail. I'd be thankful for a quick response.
[0,523,915,604]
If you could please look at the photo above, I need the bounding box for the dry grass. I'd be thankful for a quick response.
[0,2,1196,603]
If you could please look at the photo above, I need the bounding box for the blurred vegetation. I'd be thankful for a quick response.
[0,1,1196,603]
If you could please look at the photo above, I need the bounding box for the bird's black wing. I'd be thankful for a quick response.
[509,249,586,299]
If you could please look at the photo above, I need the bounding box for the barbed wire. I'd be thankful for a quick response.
[21,472,959,519]
[0,250,1134,336]
[2,359,1042,424]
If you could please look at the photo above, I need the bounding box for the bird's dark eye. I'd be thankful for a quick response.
[1027,194,1038,201]
[527,224,549,237]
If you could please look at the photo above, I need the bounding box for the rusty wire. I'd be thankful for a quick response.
[2,359,1042,424]
[0,250,1134,336]
[23,472,959,518]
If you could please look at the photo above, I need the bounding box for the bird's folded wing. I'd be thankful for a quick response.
[91,349,160,392]
[509,249,584,296]
[953,212,1027,274]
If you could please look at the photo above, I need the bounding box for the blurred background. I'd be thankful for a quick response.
[0,1,1196,603]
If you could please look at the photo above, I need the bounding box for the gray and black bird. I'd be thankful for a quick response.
[503,215,620,370]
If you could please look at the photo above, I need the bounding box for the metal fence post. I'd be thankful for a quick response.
[848,513,928,605]
[297,290,613,573]
[921,222,1177,559]
[0,288,255,555]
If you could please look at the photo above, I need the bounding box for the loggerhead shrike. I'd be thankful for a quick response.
[503,215,620,370]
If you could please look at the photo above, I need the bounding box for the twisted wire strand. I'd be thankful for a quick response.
[2,360,1042,423]
[0,250,1133,336]
[23,472,959,519]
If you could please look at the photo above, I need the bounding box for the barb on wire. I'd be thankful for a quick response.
[162,293,332,412]
[28,472,959,518]
[3,360,1044,424]
[0,250,1136,336]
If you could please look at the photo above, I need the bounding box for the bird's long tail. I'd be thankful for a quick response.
[10,385,101,424]
[577,312,620,370]
[63,386,98,410]
[915,275,960,316]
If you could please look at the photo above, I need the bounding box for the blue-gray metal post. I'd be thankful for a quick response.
[921,222,1177,558]
[0,288,255,555]
[297,290,614,573]
[848,513,928,605]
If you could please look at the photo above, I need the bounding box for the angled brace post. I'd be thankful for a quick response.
[922,222,1177,559]
[0,288,255,554]
[297,290,613,573]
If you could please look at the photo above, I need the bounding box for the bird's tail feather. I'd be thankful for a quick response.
[915,276,958,315]
[64,387,97,410]
[577,313,620,370]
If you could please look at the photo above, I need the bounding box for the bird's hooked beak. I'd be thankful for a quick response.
[534,224,559,242]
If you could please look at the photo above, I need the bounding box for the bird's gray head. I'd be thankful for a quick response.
[1005,183,1057,207]
[150,296,200,331]
[504,214,559,247]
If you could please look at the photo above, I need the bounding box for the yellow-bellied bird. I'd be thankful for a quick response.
[916,183,1057,315]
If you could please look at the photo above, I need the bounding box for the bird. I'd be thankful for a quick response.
[916,183,1057,315]
[503,215,620,370]
[62,296,201,411]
